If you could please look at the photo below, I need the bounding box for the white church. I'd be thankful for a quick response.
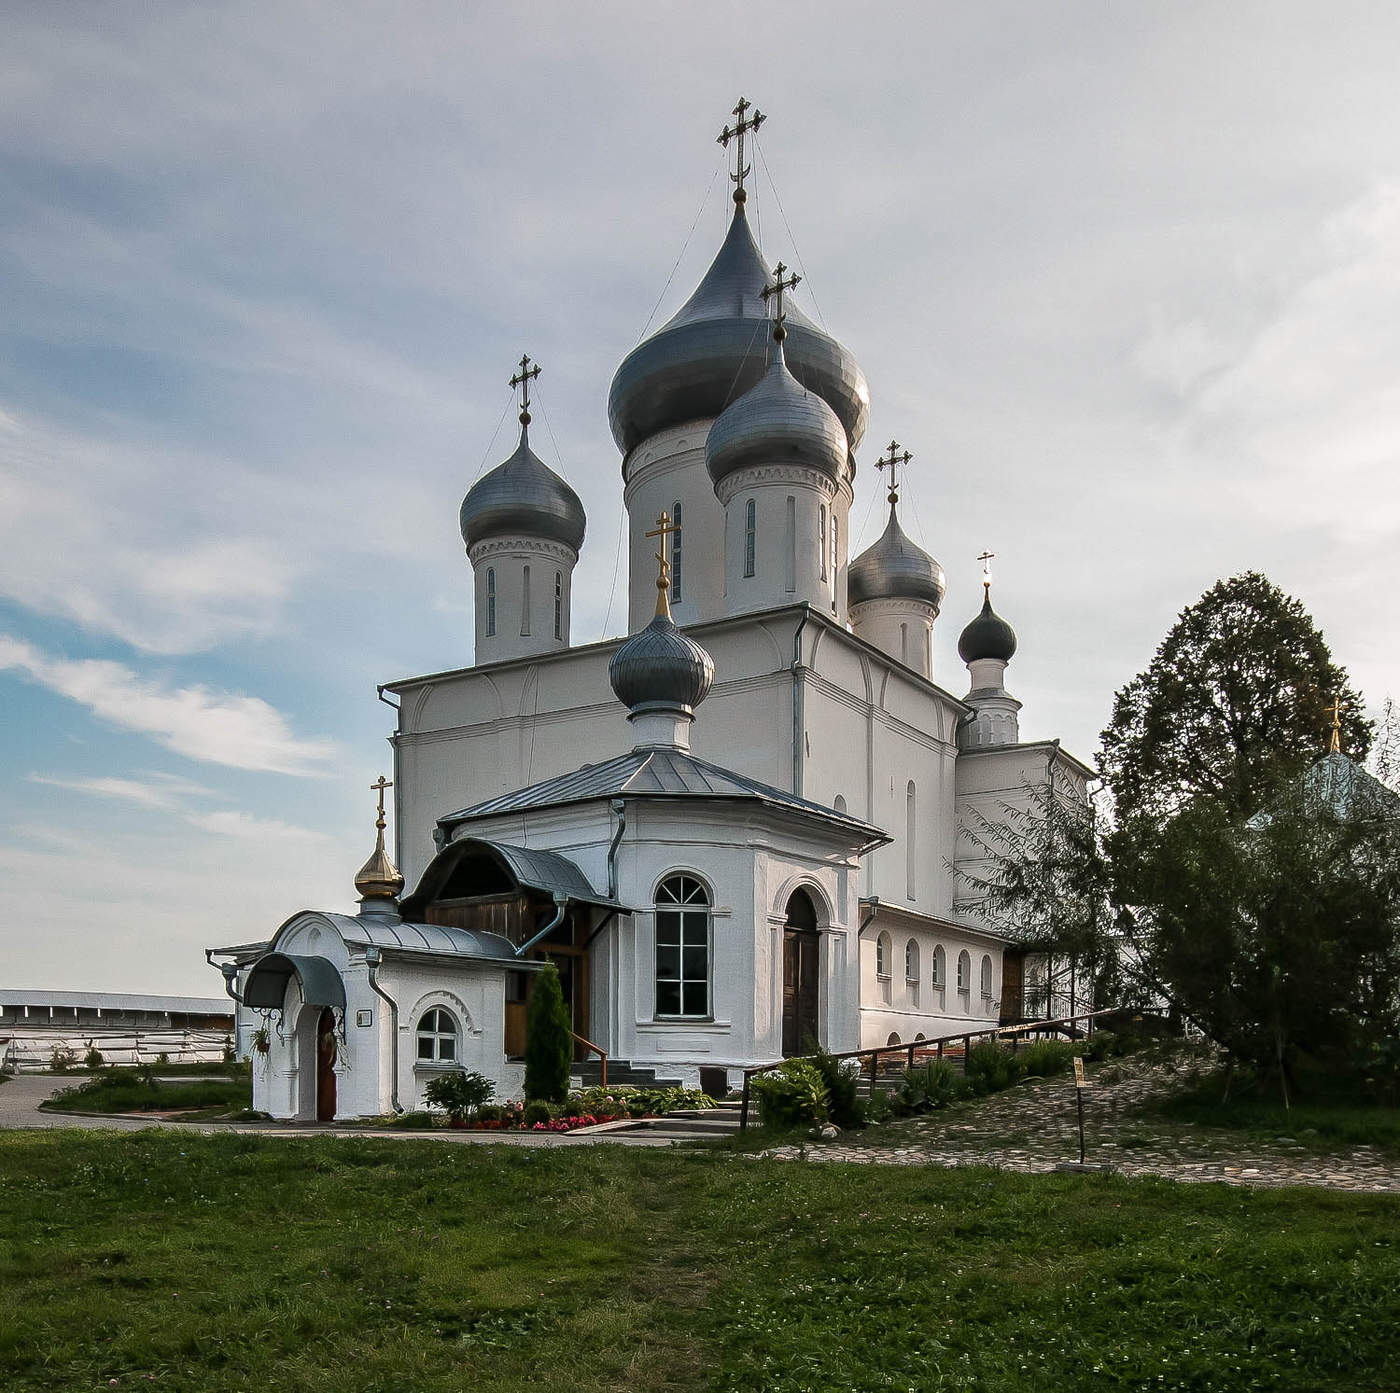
[211,104,1092,1122]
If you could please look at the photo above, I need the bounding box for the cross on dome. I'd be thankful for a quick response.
[371,774,393,830]
[875,440,912,505]
[977,550,996,590]
[1325,695,1347,754]
[645,510,681,617]
[509,353,541,425]
[717,96,766,205]
[760,262,801,342]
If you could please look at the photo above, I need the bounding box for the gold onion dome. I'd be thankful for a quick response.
[355,777,405,903]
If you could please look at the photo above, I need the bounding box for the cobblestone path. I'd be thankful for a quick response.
[761,1054,1400,1193]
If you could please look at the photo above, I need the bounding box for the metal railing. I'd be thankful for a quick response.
[570,1031,608,1088]
[738,1009,1116,1131]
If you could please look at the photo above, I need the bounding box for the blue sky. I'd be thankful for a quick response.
[4,3,1399,992]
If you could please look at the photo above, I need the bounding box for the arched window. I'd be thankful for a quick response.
[980,955,994,1005]
[671,502,684,601]
[905,780,917,900]
[875,932,892,979]
[957,950,972,997]
[744,499,756,578]
[416,1008,457,1063]
[819,504,828,580]
[886,1032,901,1047]
[784,496,796,592]
[486,568,496,637]
[554,571,563,640]
[900,622,908,665]
[833,794,847,814]
[520,564,531,636]
[830,516,839,581]
[932,944,946,991]
[655,875,710,1018]
[904,939,919,982]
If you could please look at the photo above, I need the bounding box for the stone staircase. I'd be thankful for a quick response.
[606,1101,743,1142]
[571,1058,685,1089]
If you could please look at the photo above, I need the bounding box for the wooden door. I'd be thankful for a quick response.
[782,930,820,1056]
[315,1007,337,1122]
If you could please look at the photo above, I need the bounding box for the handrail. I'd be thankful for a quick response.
[738,1007,1118,1130]
[570,1031,607,1088]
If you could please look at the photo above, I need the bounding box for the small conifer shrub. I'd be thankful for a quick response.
[523,962,572,1104]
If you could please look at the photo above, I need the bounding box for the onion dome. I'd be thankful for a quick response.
[607,205,870,456]
[355,778,405,911]
[705,334,849,488]
[460,421,586,553]
[958,586,1018,663]
[609,613,715,715]
[848,502,947,608]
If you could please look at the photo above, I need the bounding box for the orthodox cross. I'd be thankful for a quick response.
[1325,695,1346,754]
[875,440,912,505]
[760,262,801,340]
[371,775,393,833]
[977,550,996,588]
[646,510,682,616]
[509,353,541,424]
[718,97,766,204]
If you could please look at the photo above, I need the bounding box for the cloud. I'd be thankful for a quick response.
[186,809,331,844]
[0,635,336,775]
[28,773,201,810]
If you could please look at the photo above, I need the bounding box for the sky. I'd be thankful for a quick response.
[3,3,1399,993]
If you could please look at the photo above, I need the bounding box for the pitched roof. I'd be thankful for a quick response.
[438,747,888,845]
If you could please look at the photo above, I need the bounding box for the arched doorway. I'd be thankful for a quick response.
[781,889,821,1056]
[315,1007,337,1122]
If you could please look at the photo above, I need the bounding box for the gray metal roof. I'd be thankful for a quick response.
[439,748,889,845]
[243,953,346,1012]
[848,502,947,609]
[609,613,715,714]
[0,989,231,1014]
[705,340,848,488]
[608,205,870,456]
[460,423,586,552]
[1248,752,1400,828]
[400,838,617,917]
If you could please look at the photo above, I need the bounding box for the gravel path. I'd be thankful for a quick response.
[760,1053,1400,1192]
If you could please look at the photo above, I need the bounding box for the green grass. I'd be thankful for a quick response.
[39,1065,251,1116]
[0,1133,1397,1391]
[1153,1073,1400,1152]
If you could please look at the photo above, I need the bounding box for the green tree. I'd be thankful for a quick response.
[1099,572,1370,825]
[523,962,572,1104]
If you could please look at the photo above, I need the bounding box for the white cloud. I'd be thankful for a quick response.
[0,635,336,775]
[186,809,331,844]
[29,774,187,810]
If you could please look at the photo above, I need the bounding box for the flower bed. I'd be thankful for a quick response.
[420,1084,718,1132]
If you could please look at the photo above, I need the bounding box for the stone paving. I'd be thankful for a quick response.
[760,1053,1400,1194]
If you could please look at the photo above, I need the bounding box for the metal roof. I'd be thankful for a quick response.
[609,613,714,714]
[957,586,1017,663]
[849,502,947,609]
[0,989,232,1014]
[270,910,524,964]
[439,748,889,845]
[402,838,616,914]
[243,953,347,1012]
[459,423,586,552]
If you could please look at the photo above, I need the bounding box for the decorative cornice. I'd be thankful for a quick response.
[849,596,939,619]
[468,536,579,565]
[715,463,840,507]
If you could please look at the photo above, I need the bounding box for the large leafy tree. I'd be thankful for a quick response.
[1099,572,1370,825]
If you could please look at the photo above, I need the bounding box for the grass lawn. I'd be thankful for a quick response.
[40,1066,252,1118]
[1,1133,1398,1391]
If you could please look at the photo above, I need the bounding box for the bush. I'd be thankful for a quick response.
[422,1069,494,1121]
[48,1044,76,1073]
[522,1100,553,1127]
[897,1059,971,1114]
[83,1048,105,1070]
[524,963,572,1104]
[809,1047,864,1129]
[476,1104,504,1124]
[965,1042,1021,1095]
[388,1110,434,1129]
[751,1059,830,1129]
[567,1085,714,1119]
[1018,1040,1078,1079]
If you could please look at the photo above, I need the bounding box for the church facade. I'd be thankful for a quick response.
[212,105,1091,1121]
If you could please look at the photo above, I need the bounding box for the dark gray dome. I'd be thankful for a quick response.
[609,613,715,715]
[460,424,586,552]
[607,206,869,456]
[705,340,848,488]
[848,504,946,609]
[958,588,1018,663]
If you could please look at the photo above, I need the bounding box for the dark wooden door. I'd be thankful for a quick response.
[782,930,820,1056]
[316,1007,337,1122]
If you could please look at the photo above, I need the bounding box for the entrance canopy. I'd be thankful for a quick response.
[242,952,346,1013]
[401,837,619,918]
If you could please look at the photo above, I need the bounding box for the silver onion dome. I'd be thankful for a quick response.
[705,337,849,488]
[958,587,1018,663]
[607,205,870,457]
[848,503,947,609]
[609,613,715,715]
[460,423,586,553]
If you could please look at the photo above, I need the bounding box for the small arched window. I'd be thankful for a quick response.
[655,875,710,1018]
[900,622,909,665]
[904,939,920,982]
[833,794,847,814]
[819,504,828,580]
[980,955,994,1004]
[957,950,972,996]
[887,1032,901,1047]
[875,932,892,979]
[932,944,946,990]
[744,499,757,578]
[905,780,917,900]
[520,564,531,636]
[830,515,839,581]
[416,1008,457,1063]
[486,568,496,637]
[671,502,684,601]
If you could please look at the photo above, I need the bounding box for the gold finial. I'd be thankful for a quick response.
[875,440,912,506]
[355,774,404,902]
[1325,696,1346,755]
[977,550,996,593]
[509,353,541,427]
[717,97,766,205]
[645,510,681,619]
[760,262,801,343]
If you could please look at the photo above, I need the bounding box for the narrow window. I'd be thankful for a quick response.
[553,571,563,640]
[486,568,496,637]
[672,502,684,602]
[744,499,756,578]
[980,955,994,1006]
[957,950,971,998]
[932,944,946,995]
[904,939,919,982]
[819,504,828,580]
[905,780,917,900]
[655,875,710,1018]
[784,496,796,592]
[925,625,932,676]
[833,794,847,814]
[830,516,839,580]
[876,932,891,979]
[900,622,908,665]
[415,1008,458,1063]
[520,564,531,636]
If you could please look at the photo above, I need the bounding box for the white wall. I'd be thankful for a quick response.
[469,535,577,665]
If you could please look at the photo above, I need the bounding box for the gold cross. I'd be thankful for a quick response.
[371,775,393,831]
[875,440,912,504]
[1325,696,1346,754]
[509,354,541,423]
[717,96,766,205]
[760,261,801,342]
[645,510,681,617]
[977,550,996,589]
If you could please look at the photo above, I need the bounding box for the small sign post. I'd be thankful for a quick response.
[1073,1055,1088,1163]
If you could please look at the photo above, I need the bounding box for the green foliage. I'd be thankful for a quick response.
[965,1041,1022,1095]
[47,1043,76,1072]
[523,962,572,1104]
[568,1084,714,1118]
[1016,1039,1078,1079]
[808,1047,864,1128]
[895,1059,972,1114]
[83,1047,105,1070]
[1083,1030,1117,1062]
[386,1110,434,1129]
[751,1058,830,1129]
[422,1069,494,1121]
[41,1067,250,1115]
[522,1100,553,1127]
